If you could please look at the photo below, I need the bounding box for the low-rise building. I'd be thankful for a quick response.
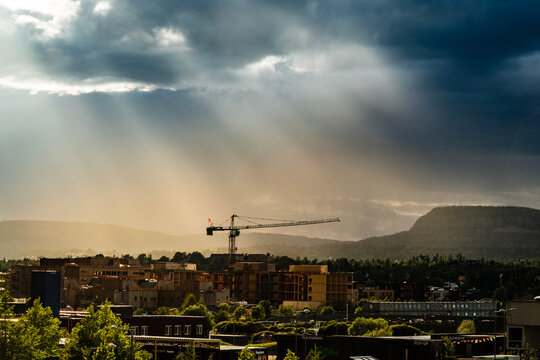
[359,285,395,301]
[127,315,209,337]
[506,300,540,352]
[362,301,496,318]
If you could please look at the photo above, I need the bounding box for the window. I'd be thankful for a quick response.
[165,325,172,336]
[175,325,182,336]
[141,326,148,336]
[196,324,203,335]
[508,327,524,350]
[184,325,191,336]
[130,326,138,335]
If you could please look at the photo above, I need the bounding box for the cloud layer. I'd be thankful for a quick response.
[1,0,540,240]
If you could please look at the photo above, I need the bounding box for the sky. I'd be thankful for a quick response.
[1,0,540,241]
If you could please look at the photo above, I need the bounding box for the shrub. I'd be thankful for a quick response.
[213,310,230,324]
[278,304,295,317]
[390,324,422,336]
[233,306,249,320]
[251,331,275,343]
[457,320,476,334]
[213,321,266,337]
[318,306,335,316]
[348,317,389,336]
[318,321,349,336]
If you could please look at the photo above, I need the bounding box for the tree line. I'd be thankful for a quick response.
[4,252,540,302]
[130,252,540,301]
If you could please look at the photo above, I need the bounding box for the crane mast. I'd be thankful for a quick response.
[207,214,340,263]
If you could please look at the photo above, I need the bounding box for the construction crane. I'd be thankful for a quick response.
[206,214,340,263]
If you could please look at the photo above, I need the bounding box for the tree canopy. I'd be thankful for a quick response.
[0,293,61,360]
[63,303,151,360]
[457,319,476,334]
[348,317,390,336]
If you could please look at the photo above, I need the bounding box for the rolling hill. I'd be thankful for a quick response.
[2,206,540,260]
[239,206,540,260]
[0,220,339,258]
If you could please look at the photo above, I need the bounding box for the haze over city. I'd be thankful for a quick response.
[1,0,540,241]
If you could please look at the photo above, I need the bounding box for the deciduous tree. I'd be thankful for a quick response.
[63,303,151,359]
[278,304,294,317]
[457,320,476,334]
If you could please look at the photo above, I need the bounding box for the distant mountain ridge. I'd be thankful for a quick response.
[411,206,540,233]
[0,220,339,258]
[244,206,540,260]
[2,206,540,260]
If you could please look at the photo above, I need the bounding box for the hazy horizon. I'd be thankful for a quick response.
[1,1,540,242]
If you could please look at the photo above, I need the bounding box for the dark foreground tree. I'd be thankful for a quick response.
[63,303,151,359]
[0,292,61,360]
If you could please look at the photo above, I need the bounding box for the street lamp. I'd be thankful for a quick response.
[111,325,135,360]
[493,307,516,359]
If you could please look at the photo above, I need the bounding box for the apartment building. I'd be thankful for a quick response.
[203,263,353,308]
[8,263,42,298]
[279,265,353,309]
[9,258,201,310]
[358,284,395,301]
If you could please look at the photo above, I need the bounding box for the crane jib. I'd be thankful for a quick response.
[205,216,339,260]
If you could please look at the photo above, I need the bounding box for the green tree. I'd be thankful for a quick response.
[181,303,213,329]
[172,252,188,264]
[63,303,151,360]
[136,254,152,266]
[0,291,14,359]
[216,303,230,313]
[442,337,456,360]
[348,317,390,336]
[16,299,62,359]
[318,306,335,316]
[176,344,197,360]
[133,308,146,315]
[278,304,295,317]
[318,321,349,336]
[155,306,171,315]
[258,300,272,318]
[182,294,198,310]
[213,310,230,324]
[283,349,300,360]
[363,327,392,336]
[522,343,539,360]
[251,306,265,321]
[238,346,256,360]
[233,306,249,320]
[493,286,509,307]
[0,292,62,360]
[389,324,422,336]
[306,345,324,360]
[457,319,476,334]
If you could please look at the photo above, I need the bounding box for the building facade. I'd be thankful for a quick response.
[362,301,497,318]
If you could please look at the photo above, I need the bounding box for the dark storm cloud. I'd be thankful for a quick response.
[54,1,538,157]
[11,1,540,91]
[3,0,540,237]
